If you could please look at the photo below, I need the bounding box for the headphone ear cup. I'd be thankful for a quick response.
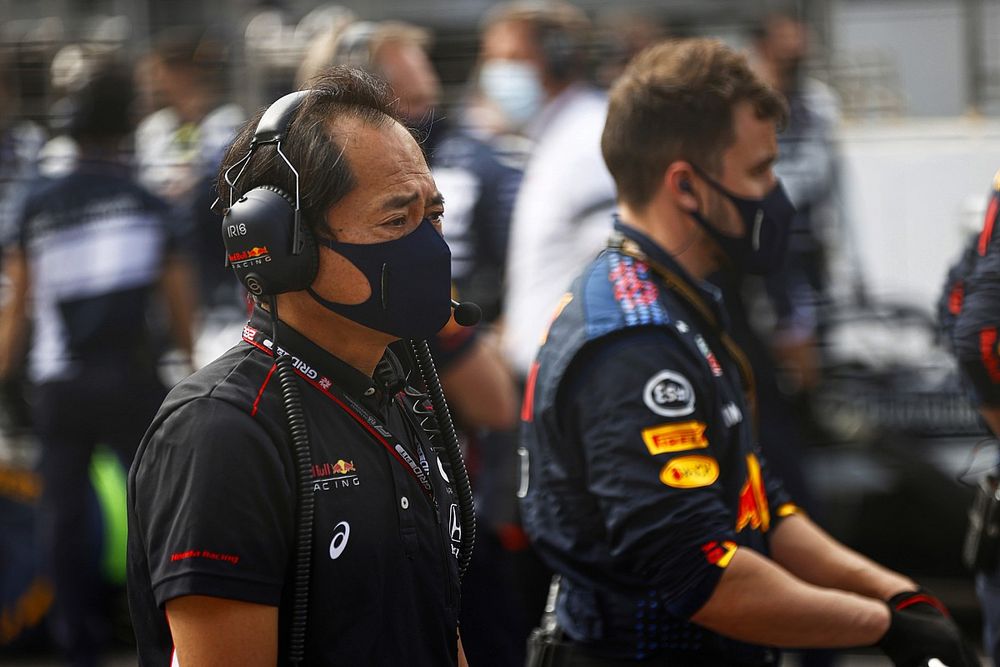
[540,26,576,80]
[222,185,317,296]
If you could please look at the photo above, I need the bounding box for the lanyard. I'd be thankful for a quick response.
[608,233,759,430]
[242,324,436,502]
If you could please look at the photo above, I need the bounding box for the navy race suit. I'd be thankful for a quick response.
[945,171,1000,408]
[127,308,460,666]
[520,220,799,664]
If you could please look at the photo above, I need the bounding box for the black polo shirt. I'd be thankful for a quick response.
[127,308,460,666]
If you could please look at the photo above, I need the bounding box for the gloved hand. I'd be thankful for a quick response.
[877,589,979,667]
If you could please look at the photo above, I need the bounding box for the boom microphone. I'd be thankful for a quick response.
[450,299,482,327]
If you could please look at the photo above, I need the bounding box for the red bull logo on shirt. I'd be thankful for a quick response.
[312,460,360,492]
[735,453,770,533]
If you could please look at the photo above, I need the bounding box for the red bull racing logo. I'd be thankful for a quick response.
[228,246,271,266]
[735,453,771,533]
[312,459,360,492]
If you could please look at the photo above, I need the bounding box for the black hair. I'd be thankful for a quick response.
[68,61,135,144]
[215,66,406,235]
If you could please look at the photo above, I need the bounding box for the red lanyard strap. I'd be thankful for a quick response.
[242,325,436,501]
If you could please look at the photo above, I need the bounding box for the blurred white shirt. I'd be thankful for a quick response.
[502,85,617,377]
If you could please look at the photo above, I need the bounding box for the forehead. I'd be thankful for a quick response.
[722,100,778,167]
[333,116,434,194]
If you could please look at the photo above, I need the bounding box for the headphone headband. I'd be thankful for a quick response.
[253,90,310,146]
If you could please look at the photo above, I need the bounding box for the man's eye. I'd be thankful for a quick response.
[427,212,444,225]
[386,218,408,227]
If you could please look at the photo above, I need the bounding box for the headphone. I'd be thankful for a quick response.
[221,90,320,297]
[538,21,578,81]
[332,21,379,70]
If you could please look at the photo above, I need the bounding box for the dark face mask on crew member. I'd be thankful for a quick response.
[688,164,796,275]
[308,218,453,340]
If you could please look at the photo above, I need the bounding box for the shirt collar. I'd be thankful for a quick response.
[248,307,385,404]
[612,216,729,327]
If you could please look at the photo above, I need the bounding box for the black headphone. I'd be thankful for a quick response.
[332,21,379,69]
[221,90,319,297]
[538,21,578,81]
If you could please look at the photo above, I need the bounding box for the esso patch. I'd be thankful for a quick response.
[643,370,695,417]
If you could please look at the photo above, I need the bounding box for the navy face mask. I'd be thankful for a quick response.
[689,166,796,275]
[308,218,452,339]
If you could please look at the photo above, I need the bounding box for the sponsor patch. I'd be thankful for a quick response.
[735,453,771,533]
[312,459,361,493]
[448,504,462,558]
[642,421,708,455]
[643,370,695,417]
[695,335,723,377]
[721,402,743,428]
[660,455,719,488]
[701,540,738,568]
[329,521,351,560]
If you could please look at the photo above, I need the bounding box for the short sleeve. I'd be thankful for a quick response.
[563,329,739,619]
[132,397,294,607]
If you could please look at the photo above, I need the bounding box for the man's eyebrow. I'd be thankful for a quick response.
[381,192,421,210]
[380,191,446,210]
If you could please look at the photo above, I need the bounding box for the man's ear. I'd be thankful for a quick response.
[665,161,699,212]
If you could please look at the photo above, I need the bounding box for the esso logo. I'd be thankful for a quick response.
[643,370,696,417]
[328,521,351,560]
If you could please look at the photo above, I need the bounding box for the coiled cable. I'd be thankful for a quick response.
[409,338,476,579]
[269,298,314,666]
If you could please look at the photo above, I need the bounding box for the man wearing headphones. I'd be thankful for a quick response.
[519,39,976,666]
[127,67,468,666]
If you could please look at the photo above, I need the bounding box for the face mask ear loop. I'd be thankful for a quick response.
[380,263,389,310]
[751,210,764,250]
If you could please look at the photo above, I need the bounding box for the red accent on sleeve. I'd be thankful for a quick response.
[980,328,1000,382]
[978,196,999,256]
[948,281,965,316]
[521,361,540,423]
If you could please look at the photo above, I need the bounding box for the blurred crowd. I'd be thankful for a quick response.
[0,2,921,665]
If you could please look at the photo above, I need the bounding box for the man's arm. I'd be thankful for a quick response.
[440,333,518,430]
[769,512,915,599]
[0,249,29,380]
[166,596,277,667]
[159,252,197,363]
[690,546,889,647]
[979,405,1000,437]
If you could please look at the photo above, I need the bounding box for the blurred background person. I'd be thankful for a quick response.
[0,61,196,667]
[749,9,841,395]
[941,170,1000,665]
[298,20,445,154]
[0,52,45,463]
[491,1,617,381]
[136,27,244,311]
[303,19,528,665]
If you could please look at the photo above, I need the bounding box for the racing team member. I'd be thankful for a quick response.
[0,62,196,667]
[519,38,976,666]
[942,169,1000,664]
[127,67,467,665]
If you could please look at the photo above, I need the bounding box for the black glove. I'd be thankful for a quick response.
[878,589,979,667]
